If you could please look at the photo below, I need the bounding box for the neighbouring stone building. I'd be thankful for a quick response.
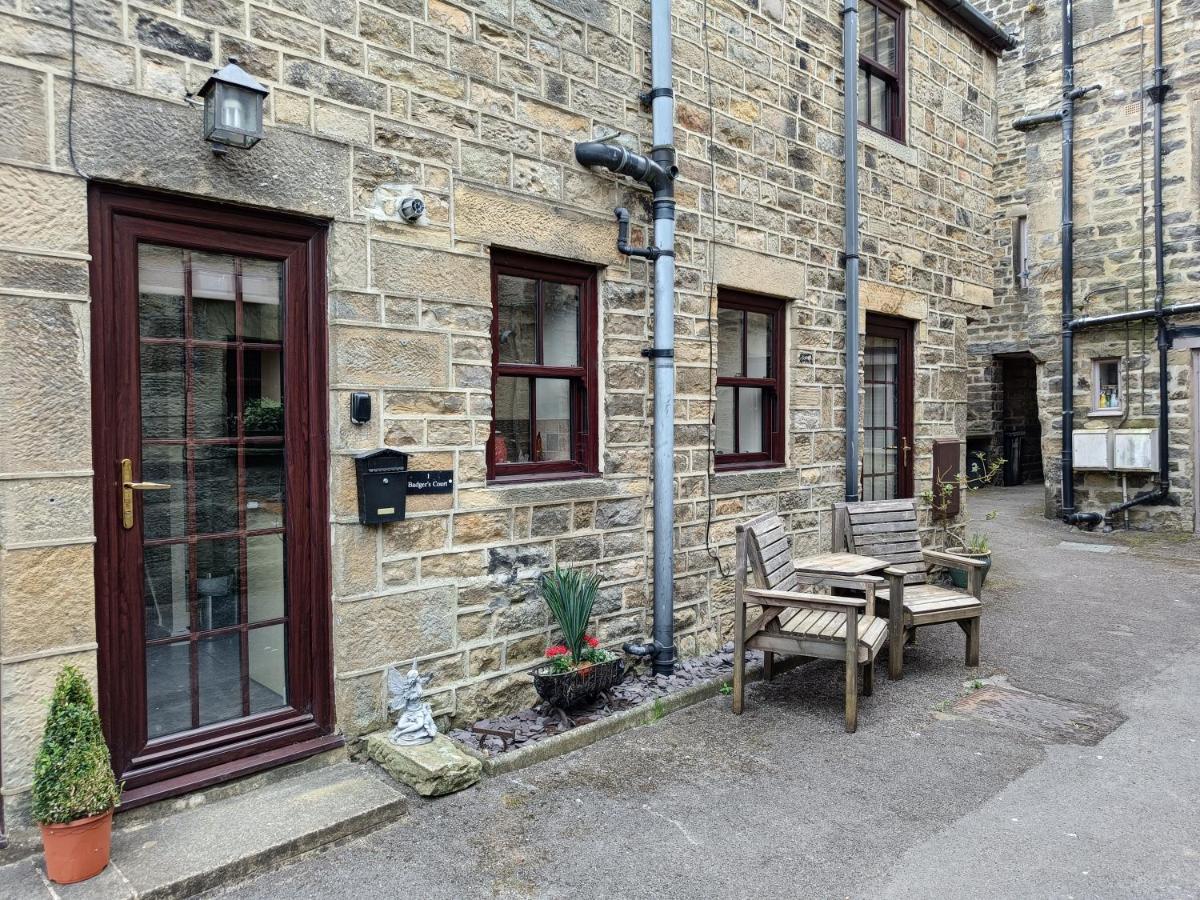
[969,0,1200,530]
[0,0,1011,835]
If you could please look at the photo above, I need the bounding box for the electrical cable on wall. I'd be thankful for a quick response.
[67,0,91,180]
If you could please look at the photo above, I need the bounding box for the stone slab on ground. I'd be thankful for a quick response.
[366,732,482,796]
[0,761,404,899]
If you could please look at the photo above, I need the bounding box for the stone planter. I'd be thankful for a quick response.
[532,657,624,709]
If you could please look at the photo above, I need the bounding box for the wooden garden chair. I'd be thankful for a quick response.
[832,499,984,680]
[732,512,889,733]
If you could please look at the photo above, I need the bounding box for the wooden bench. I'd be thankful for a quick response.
[732,513,888,733]
[833,499,985,680]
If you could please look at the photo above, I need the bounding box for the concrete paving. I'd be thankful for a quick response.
[201,485,1197,898]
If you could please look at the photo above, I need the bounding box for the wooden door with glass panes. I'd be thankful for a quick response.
[862,314,915,500]
[89,188,336,806]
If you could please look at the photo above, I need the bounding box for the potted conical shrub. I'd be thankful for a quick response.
[32,665,121,884]
[531,567,624,709]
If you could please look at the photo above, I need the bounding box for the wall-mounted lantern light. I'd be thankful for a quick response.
[198,58,269,155]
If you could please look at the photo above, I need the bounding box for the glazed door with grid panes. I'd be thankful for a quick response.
[862,315,915,500]
[91,189,334,804]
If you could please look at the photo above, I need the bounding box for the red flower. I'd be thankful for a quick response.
[545,644,569,658]
[584,635,600,648]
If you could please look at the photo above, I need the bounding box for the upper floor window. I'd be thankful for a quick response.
[858,0,905,142]
[488,251,599,481]
[715,291,786,470]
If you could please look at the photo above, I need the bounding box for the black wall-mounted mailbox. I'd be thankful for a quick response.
[354,448,408,525]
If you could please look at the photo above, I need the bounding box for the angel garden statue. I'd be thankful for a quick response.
[387,662,437,746]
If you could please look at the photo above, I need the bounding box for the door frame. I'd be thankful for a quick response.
[89,185,338,808]
[864,313,916,499]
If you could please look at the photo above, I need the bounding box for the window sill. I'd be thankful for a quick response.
[858,125,917,165]
[487,470,601,487]
[1088,409,1125,418]
[714,460,786,473]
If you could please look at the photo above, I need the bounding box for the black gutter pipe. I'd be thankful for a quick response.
[1010,0,1099,520]
[934,0,1018,53]
[1070,300,1200,330]
[1105,0,1172,524]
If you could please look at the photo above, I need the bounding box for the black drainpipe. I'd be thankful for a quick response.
[1102,0,1172,523]
[1012,0,1099,523]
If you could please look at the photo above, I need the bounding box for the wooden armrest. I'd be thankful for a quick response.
[922,549,987,570]
[746,588,867,610]
[790,570,884,590]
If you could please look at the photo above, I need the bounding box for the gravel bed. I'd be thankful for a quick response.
[448,643,759,757]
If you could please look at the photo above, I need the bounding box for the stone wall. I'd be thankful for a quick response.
[973,0,1199,530]
[0,0,1000,826]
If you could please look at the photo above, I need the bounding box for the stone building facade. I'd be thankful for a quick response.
[969,0,1200,530]
[0,0,1007,831]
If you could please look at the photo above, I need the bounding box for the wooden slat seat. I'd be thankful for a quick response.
[732,512,891,732]
[834,499,987,679]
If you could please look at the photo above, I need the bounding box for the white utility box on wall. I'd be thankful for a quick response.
[1112,428,1159,471]
[1073,429,1112,470]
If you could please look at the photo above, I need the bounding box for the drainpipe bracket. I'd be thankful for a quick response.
[639,87,674,110]
[641,348,674,359]
[1147,82,1170,104]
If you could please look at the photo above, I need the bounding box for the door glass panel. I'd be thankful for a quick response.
[198,632,244,727]
[137,242,292,739]
[863,332,905,500]
[248,625,288,713]
[497,275,536,364]
[534,378,572,462]
[193,445,239,535]
[193,346,236,438]
[143,543,189,639]
[138,245,185,339]
[191,253,237,341]
[241,260,282,342]
[146,641,191,738]
[542,283,579,367]
[245,448,285,529]
[141,445,187,541]
[140,344,185,439]
[247,534,285,623]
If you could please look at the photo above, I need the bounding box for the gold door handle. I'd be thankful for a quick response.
[901,438,911,465]
[121,458,171,529]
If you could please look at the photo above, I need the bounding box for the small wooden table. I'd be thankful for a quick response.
[792,552,888,578]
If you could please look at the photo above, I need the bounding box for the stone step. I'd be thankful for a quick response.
[0,761,405,899]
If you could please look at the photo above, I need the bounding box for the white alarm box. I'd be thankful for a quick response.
[1112,428,1159,472]
[1072,429,1112,470]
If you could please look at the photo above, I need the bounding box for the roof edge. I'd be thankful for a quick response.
[930,0,1019,54]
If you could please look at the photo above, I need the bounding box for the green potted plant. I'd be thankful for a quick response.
[531,567,624,708]
[32,666,121,884]
[948,531,993,589]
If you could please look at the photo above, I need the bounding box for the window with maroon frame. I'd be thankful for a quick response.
[858,0,905,141]
[488,251,599,481]
[714,291,786,470]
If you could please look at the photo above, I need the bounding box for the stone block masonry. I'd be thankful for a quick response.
[972,0,1199,531]
[0,0,1002,827]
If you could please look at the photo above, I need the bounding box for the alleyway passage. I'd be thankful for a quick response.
[214,485,1200,899]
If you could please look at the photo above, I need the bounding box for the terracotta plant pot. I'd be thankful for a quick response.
[41,808,113,884]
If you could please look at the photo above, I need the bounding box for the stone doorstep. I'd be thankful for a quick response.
[0,761,405,900]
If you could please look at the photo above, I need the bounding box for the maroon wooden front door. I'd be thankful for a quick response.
[863,314,915,500]
[89,187,337,807]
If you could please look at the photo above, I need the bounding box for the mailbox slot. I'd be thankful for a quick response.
[354,449,408,525]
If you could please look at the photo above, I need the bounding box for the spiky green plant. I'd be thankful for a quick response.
[540,566,601,665]
[31,666,120,825]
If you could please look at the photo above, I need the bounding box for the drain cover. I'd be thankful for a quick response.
[950,685,1124,745]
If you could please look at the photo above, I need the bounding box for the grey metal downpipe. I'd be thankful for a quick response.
[842,0,861,502]
[573,0,676,675]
